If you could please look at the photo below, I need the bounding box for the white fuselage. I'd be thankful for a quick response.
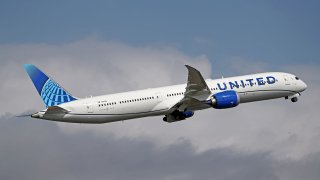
[35,72,307,123]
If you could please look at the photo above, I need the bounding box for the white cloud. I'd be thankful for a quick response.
[0,39,211,113]
[1,39,319,162]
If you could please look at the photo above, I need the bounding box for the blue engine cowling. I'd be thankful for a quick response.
[181,111,194,118]
[206,90,240,109]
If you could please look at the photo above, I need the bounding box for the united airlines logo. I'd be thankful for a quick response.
[40,79,76,107]
[216,76,276,90]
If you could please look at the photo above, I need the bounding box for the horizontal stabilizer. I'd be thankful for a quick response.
[45,106,69,115]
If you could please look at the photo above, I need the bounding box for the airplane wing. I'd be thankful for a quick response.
[170,65,212,112]
[29,106,69,119]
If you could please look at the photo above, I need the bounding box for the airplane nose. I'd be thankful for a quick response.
[301,81,307,91]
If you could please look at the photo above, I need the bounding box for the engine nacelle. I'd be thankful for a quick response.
[181,111,194,118]
[206,90,240,109]
[163,110,194,123]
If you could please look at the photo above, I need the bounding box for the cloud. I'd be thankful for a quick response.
[1,114,320,180]
[224,56,271,75]
[0,38,211,114]
[1,39,320,179]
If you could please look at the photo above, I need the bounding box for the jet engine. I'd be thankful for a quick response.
[163,110,194,122]
[206,90,240,109]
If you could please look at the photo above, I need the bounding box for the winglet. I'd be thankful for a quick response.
[24,64,77,107]
[185,65,211,94]
[167,65,212,113]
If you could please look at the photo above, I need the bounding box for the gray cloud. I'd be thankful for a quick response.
[1,115,320,180]
[0,39,211,114]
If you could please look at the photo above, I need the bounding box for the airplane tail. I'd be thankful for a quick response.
[24,64,77,107]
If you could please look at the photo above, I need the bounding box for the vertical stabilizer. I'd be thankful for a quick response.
[24,64,77,107]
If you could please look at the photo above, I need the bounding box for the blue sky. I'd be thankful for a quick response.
[1,0,319,71]
[1,1,320,180]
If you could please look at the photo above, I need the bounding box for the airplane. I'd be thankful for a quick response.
[23,64,307,123]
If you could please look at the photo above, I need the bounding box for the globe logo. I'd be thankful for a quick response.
[40,79,75,107]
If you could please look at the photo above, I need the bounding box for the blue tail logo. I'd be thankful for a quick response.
[24,64,77,107]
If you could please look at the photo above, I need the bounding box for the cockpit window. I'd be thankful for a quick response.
[295,76,299,80]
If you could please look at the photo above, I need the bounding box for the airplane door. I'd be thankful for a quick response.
[86,102,94,113]
[155,92,162,102]
[284,75,290,85]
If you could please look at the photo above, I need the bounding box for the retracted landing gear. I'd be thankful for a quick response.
[163,116,168,122]
[291,97,298,102]
[163,110,194,123]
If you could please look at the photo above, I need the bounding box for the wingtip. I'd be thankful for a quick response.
[185,64,197,70]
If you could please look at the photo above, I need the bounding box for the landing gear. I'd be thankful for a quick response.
[163,116,168,122]
[286,93,300,103]
[291,97,298,102]
[163,110,194,123]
